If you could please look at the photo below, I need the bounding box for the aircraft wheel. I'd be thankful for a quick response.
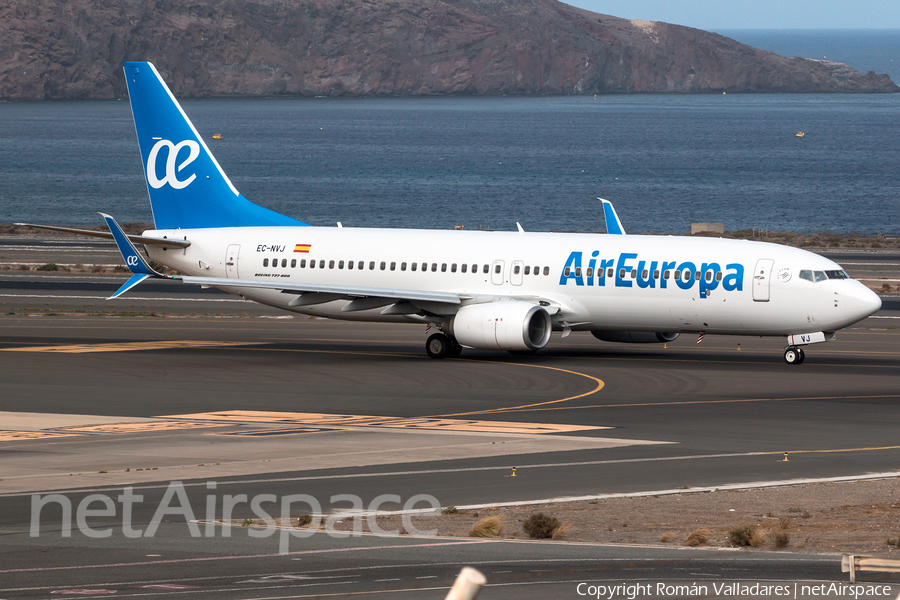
[426,333,453,359]
[796,347,805,364]
[448,342,463,358]
[784,347,801,364]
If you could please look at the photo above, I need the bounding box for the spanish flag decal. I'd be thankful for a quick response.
[294,244,312,253]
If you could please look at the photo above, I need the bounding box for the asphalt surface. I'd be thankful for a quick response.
[1,244,899,598]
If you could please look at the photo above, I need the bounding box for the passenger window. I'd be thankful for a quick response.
[390,262,396,271]
[441,263,447,272]
[565,267,571,277]
[642,270,648,279]
[319,260,325,269]
[606,268,613,278]
[348,260,354,270]
[631,269,637,279]
[358,261,364,270]
[653,270,659,279]
[473,264,478,274]
[494,264,501,274]
[432,263,438,272]
[674,271,680,280]
[369,261,375,270]
[380,261,386,270]
[291,259,297,268]
[310,260,315,269]
[619,268,626,279]
[514,265,521,275]
[524,266,531,275]
[329,260,335,269]
[534,266,540,275]
[338,260,344,269]
[401,262,407,271]
[663,271,670,280]
[263,258,269,267]
[814,271,827,282]
[411,262,417,272]
[300,259,307,268]
[695,271,701,281]
[716,272,722,281]
[461,264,467,273]
[483,265,489,274]
[451,263,457,273]
[585,267,592,278]
[575,267,582,277]
[543,267,549,276]
[281,259,287,268]
[705,271,712,282]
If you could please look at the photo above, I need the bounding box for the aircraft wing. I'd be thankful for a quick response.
[176,275,463,306]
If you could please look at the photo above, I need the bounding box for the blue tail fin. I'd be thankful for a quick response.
[123,62,306,229]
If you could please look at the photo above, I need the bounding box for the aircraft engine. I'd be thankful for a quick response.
[452,302,552,351]
[591,330,680,344]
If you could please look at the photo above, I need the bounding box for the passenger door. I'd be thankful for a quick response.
[752,258,774,302]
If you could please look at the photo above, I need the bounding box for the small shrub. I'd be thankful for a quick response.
[242,518,253,527]
[729,526,762,547]
[659,532,676,543]
[37,263,59,271]
[685,528,710,547]
[442,506,459,515]
[469,516,504,538]
[295,514,312,528]
[523,513,561,540]
[770,532,790,548]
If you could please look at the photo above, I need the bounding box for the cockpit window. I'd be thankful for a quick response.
[799,270,813,282]
[825,270,849,280]
[814,271,827,282]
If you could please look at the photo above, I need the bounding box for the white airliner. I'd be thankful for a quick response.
[21,62,882,363]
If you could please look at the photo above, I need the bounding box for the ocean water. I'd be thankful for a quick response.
[719,29,900,85]
[1,32,898,235]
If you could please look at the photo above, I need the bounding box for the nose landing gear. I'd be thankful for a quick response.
[784,346,805,364]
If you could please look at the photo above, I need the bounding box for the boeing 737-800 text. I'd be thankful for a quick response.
[20,62,882,363]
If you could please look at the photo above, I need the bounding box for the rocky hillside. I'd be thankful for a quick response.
[2,0,897,100]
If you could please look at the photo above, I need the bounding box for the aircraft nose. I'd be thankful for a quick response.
[844,282,882,322]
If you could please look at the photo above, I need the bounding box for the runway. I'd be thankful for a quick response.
[1,245,900,597]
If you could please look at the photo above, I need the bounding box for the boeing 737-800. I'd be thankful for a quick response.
[20,62,882,363]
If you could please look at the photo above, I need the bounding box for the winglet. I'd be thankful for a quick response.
[100,212,165,299]
[600,199,626,235]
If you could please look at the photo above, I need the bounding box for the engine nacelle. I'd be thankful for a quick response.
[591,330,680,344]
[452,302,552,351]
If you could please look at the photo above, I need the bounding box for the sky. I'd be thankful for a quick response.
[565,0,900,30]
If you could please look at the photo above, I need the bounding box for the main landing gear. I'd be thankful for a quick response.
[783,346,805,365]
[426,332,463,359]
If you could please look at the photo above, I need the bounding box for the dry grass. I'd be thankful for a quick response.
[469,516,504,538]
[684,528,710,547]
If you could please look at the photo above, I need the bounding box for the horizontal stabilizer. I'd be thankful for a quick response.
[14,223,190,248]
